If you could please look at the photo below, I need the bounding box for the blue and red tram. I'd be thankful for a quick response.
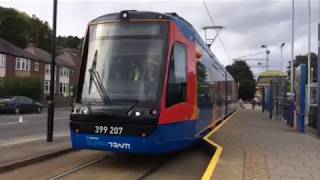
[70,10,238,154]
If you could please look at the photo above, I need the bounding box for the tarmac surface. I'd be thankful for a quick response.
[0,108,71,146]
[211,107,320,180]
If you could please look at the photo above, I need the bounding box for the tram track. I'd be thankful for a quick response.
[48,155,113,180]
[49,153,174,180]
[0,144,211,180]
[136,154,173,180]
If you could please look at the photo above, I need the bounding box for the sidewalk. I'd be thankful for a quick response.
[0,136,71,172]
[211,108,320,180]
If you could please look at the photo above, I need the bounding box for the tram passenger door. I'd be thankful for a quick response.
[160,24,194,125]
[162,42,190,124]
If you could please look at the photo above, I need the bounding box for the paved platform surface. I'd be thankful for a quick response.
[211,108,320,180]
[0,136,70,169]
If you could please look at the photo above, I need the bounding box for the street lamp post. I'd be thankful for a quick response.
[317,0,320,137]
[281,42,286,71]
[317,23,320,137]
[261,45,270,70]
[47,0,58,142]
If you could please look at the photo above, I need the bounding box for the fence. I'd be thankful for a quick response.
[262,77,295,126]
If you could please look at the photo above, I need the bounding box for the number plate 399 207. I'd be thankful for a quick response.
[94,126,123,135]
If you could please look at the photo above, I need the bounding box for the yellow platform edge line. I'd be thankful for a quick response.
[201,109,239,180]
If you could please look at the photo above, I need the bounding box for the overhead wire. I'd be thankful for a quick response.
[234,51,266,60]
[202,0,232,63]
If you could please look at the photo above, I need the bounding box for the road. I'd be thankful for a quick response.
[0,108,71,146]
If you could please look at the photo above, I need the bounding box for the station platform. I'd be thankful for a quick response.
[208,107,320,180]
[0,136,71,173]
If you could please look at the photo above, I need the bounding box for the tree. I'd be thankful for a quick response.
[29,15,52,52]
[57,36,81,50]
[287,52,318,83]
[0,7,81,52]
[226,60,256,100]
[0,7,32,48]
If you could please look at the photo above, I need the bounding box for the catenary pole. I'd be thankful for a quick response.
[281,43,285,71]
[317,3,320,137]
[307,0,311,125]
[47,0,57,142]
[290,0,295,100]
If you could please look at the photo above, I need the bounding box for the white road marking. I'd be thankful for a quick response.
[0,115,68,122]
[0,121,27,126]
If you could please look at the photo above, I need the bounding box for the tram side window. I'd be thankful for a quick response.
[166,43,187,107]
[197,62,212,108]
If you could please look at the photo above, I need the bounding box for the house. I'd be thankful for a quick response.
[25,46,79,98]
[56,48,80,96]
[0,38,80,105]
[0,38,43,81]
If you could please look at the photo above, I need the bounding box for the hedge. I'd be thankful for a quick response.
[0,77,43,101]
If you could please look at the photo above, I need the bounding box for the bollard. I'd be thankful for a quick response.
[297,113,305,133]
[288,101,294,127]
[18,116,23,123]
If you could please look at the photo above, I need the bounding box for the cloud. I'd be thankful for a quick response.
[1,0,319,75]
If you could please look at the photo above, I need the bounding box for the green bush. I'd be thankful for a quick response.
[0,77,43,101]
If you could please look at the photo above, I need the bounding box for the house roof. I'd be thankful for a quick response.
[24,47,51,63]
[25,46,76,68]
[56,48,80,68]
[56,53,76,68]
[258,70,287,77]
[0,38,40,60]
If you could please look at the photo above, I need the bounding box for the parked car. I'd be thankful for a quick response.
[0,96,43,114]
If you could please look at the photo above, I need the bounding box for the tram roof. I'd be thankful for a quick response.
[90,11,172,24]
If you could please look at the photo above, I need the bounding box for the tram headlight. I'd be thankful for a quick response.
[72,104,89,115]
[135,111,141,117]
[150,109,157,116]
[72,104,80,114]
[122,12,128,18]
[81,107,89,115]
[120,10,130,21]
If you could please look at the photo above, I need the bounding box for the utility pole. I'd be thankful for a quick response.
[47,0,58,142]
[290,0,295,100]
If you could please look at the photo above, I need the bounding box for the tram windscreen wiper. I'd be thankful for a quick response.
[88,50,111,104]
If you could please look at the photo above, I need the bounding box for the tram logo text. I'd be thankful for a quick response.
[108,142,131,150]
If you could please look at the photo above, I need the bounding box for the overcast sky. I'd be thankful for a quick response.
[1,0,320,76]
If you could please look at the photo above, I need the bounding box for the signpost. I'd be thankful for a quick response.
[295,64,306,133]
